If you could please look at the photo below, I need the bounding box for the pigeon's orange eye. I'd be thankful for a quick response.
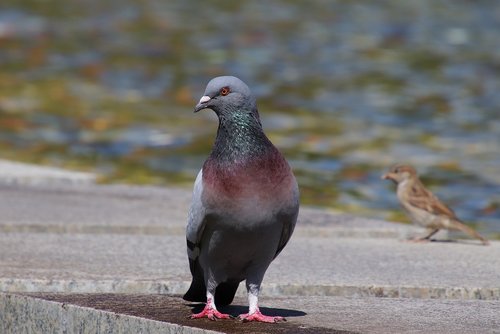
[220,87,230,96]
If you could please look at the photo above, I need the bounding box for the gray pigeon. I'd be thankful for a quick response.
[184,76,299,323]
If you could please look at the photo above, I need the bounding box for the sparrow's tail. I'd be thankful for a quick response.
[450,219,490,245]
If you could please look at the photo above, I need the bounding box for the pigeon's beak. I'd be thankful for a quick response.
[194,95,211,113]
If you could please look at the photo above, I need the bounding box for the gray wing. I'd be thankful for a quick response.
[183,169,209,301]
[186,169,207,266]
[274,179,300,259]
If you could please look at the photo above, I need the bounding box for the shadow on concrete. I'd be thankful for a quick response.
[402,238,487,246]
[189,302,307,318]
[428,239,488,246]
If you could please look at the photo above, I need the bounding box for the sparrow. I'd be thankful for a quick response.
[183,76,300,322]
[382,164,489,245]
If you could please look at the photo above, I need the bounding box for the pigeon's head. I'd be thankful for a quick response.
[194,76,256,115]
[381,164,418,184]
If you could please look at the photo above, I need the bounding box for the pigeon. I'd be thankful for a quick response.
[184,76,300,322]
[382,164,489,245]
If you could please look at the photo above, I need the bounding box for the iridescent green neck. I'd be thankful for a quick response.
[211,108,271,162]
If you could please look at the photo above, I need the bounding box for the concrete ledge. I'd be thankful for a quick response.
[2,279,499,301]
[0,293,219,334]
[0,293,348,334]
[3,293,499,334]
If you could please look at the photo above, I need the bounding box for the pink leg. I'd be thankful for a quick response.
[189,299,230,321]
[238,307,285,323]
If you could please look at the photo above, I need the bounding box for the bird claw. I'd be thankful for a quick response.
[238,310,286,323]
[189,304,230,321]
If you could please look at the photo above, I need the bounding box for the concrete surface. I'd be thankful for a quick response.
[1,232,499,300]
[0,161,499,333]
[0,159,96,185]
[2,293,499,334]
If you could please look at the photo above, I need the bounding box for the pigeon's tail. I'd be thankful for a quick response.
[183,275,206,302]
[183,256,240,306]
[450,219,490,246]
[214,280,240,307]
[183,258,206,302]
[183,277,240,308]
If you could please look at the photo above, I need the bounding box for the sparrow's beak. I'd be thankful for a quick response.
[381,173,392,180]
[194,95,211,113]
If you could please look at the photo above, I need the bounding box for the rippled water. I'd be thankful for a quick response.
[0,1,499,237]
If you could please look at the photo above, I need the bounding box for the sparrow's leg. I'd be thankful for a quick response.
[237,282,285,323]
[189,291,230,320]
[409,228,439,242]
[421,228,440,240]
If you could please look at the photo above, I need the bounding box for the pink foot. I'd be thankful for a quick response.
[189,302,230,321]
[238,308,285,323]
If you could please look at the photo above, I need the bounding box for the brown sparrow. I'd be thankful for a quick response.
[382,164,489,245]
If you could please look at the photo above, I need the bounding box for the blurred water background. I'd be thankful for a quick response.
[0,0,499,238]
